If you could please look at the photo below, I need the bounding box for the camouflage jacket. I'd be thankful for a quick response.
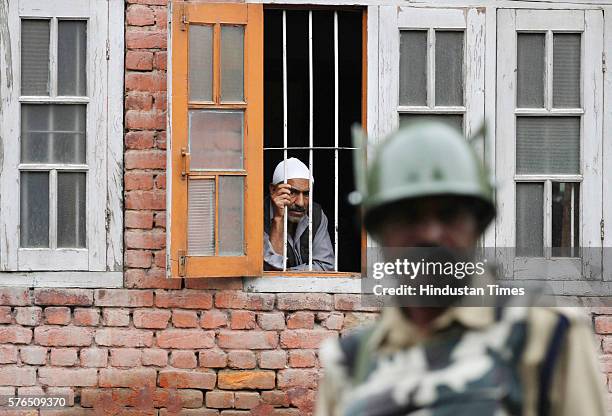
[316,306,607,416]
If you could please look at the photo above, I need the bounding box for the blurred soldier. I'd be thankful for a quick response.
[316,123,606,416]
[264,157,334,271]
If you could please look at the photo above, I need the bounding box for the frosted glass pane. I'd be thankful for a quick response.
[188,179,215,256]
[435,31,463,106]
[516,182,543,257]
[221,25,244,102]
[517,33,545,108]
[58,21,87,96]
[552,182,580,257]
[553,34,581,108]
[219,176,244,256]
[399,114,463,133]
[399,31,427,106]
[21,20,50,96]
[20,171,49,248]
[189,110,244,170]
[21,104,86,164]
[516,117,580,174]
[57,172,86,248]
[189,25,213,101]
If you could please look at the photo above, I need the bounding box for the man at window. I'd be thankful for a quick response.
[264,158,334,271]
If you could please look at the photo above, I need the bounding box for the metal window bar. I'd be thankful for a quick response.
[282,10,288,272]
[334,11,339,271]
[308,11,313,271]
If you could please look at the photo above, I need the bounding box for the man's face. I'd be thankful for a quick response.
[271,178,310,223]
[375,196,480,250]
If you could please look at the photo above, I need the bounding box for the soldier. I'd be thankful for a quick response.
[315,123,607,416]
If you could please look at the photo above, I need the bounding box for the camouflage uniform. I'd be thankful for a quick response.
[316,305,607,416]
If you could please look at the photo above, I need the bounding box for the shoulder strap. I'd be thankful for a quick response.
[538,313,570,416]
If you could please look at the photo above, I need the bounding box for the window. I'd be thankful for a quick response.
[0,1,123,282]
[496,9,603,278]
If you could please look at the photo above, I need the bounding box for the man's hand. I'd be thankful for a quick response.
[271,183,292,220]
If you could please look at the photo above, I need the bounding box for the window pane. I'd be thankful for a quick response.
[435,31,463,106]
[57,172,86,248]
[21,104,86,164]
[399,31,427,106]
[221,25,244,102]
[553,33,581,108]
[189,25,213,102]
[552,182,580,257]
[20,171,49,248]
[188,179,215,256]
[189,110,244,170]
[517,33,545,108]
[399,114,463,133]
[516,182,543,257]
[516,117,580,174]
[219,176,244,256]
[58,21,87,96]
[21,19,50,96]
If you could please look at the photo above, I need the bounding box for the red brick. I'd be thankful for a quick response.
[172,310,198,328]
[289,350,316,368]
[38,368,97,387]
[125,110,166,130]
[80,348,108,367]
[102,309,130,326]
[259,350,287,370]
[155,131,167,150]
[334,294,381,312]
[95,328,153,347]
[126,71,166,92]
[0,306,12,323]
[0,345,18,364]
[110,348,142,367]
[277,369,318,389]
[50,348,78,366]
[154,7,167,29]
[215,292,275,311]
[142,348,168,366]
[44,307,71,325]
[126,191,166,210]
[170,350,197,369]
[286,312,314,329]
[155,290,213,309]
[218,331,278,350]
[15,307,42,326]
[343,312,378,332]
[0,288,30,306]
[126,92,154,111]
[0,327,32,344]
[94,289,154,307]
[206,391,234,409]
[235,392,261,410]
[262,391,290,407]
[20,346,47,365]
[257,313,285,330]
[126,0,167,5]
[126,250,153,268]
[127,5,155,26]
[125,171,155,191]
[158,370,216,389]
[46,387,75,406]
[280,330,338,349]
[73,308,100,326]
[34,326,93,347]
[217,371,275,390]
[133,309,171,329]
[199,349,227,368]
[277,294,333,311]
[178,389,204,408]
[287,387,316,413]
[126,29,167,49]
[153,250,166,269]
[231,311,256,330]
[99,368,157,387]
[185,278,242,290]
[126,51,154,71]
[228,350,256,369]
[200,310,228,329]
[595,316,612,334]
[154,172,166,189]
[34,289,92,306]
[126,211,155,229]
[154,212,166,228]
[125,269,182,290]
[156,329,215,349]
[153,51,167,70]
[126,130,155,150]
[0,367,36,386]
[320,312,344,330]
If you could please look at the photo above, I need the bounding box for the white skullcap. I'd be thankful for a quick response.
[272,158,313,185]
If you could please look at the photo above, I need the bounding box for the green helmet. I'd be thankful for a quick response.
[353,122,495,232]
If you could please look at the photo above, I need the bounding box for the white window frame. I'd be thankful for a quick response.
[495,9,603,280]
[0,0,123,286]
